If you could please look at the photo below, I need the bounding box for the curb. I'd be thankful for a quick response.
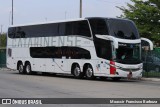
[141,77,160,82]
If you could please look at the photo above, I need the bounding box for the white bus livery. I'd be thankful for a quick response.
[7,17,153,80]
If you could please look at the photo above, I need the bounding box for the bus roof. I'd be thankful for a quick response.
[86,17,132,22]
[9,17,131,28]
[9,18,87,28]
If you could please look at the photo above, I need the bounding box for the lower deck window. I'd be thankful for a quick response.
[30,47,91,59]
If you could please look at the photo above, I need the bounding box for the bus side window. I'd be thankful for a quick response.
[59,23,66,36]
[65,22,73,36]
[30,47,91,59]
[16,27,26,38]
[89,19,109,36]
[75,21,91,38]
[8,27,16,38]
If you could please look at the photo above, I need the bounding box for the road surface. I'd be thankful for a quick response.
[0,68,160,107]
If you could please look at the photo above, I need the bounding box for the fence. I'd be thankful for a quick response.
[0,49,6,68]
[142,48,160,78]
[0,33,6,68]
[154,47,160,53]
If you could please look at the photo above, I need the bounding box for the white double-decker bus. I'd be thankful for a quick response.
[7,17,153,80]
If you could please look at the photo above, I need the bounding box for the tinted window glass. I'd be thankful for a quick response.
[108,19,140,39]
[8,20,91,38]
[8,27,16,38]
[65,22,73,35]
[8,23,59,38]
[65,21,91,37]
[30,47,91,59]
[73,21,91,37]
[59,23,66,36]
[25,23,59,37]
[94,38,112,60]
[89,19,109,36]
[16,27,26,38]
[115,43,141,64]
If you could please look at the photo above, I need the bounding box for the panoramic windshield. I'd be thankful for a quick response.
[108,19,140,39]
[114,43,142,64]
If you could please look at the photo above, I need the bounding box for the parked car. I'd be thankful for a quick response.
[142,56,160,72]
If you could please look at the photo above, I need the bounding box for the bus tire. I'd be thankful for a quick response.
[24,62,32,75]
[17,62,24,74]
[72,64,83,79]
[85,64,95,80]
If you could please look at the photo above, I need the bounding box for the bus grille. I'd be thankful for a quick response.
[120,68,141,72]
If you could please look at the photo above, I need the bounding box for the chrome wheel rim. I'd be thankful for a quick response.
[19,65,23,73]
[86,68,93,78]
[26,65,30,73]
[74,67,81,77]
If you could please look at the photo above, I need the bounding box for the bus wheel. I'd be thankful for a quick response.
[25,62,32,75]
[72,64,83,79]
[18,62,24,74]
[85,65,95,80]
[112,77,121,81]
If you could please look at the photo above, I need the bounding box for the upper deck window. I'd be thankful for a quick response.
[108,19,140,39]
[8,20,91,38]
[89,19,109,36]
[65,20,91,37]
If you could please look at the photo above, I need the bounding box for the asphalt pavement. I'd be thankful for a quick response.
[0,68,160,107]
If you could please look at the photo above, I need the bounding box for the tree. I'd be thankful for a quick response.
[117,0,160,43]
[150,0,160,8]
[0,33,7,48]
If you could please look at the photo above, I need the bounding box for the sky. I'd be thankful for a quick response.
[0,0,132,32]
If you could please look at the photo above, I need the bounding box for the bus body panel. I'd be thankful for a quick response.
[6,17,152,79]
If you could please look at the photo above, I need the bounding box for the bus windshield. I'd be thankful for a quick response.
[108,19,140,39]
[114,43,142,64]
